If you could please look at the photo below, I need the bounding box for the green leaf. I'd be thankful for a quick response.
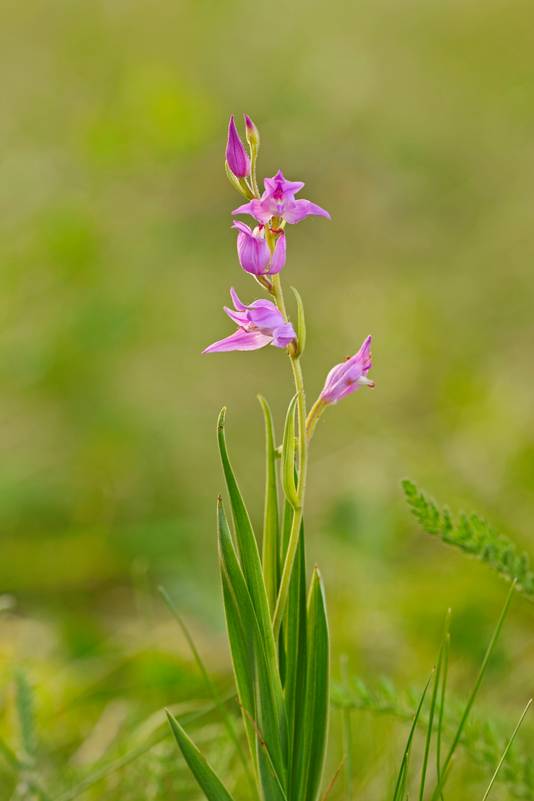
[258,395,280,615]
[403,479,534,598]
[481,698,532,801]
[430,581,516,800]
[392,672,433,801]
[281,395,299,509]
[225,160,253,198]
[291,286,306,356]
[293,568,330,801]
[217,499,287,801]
[158,585,255,793]
[340,655,354,801]
[282,519,308,792]
[436,619,450,799]
[15,669,36,760]
[52,699,233,801]
[419,611,450,801]
[166,710,237,801]
[217,408,276,665]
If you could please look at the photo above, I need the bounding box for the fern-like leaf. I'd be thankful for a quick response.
[402,480,534,598]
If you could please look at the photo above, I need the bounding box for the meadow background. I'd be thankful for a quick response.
[1,0,533,798]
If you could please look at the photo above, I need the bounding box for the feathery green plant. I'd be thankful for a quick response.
[333,591,533,800]
[403,480,534,598]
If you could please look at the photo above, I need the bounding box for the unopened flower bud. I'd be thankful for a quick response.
[244,114,260,149]
[320,336,374,404]
[226,115,250,178]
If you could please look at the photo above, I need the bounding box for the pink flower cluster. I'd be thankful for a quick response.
[205,114,374,406]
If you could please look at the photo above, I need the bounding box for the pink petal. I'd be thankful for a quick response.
[283,199,331,224]
[269,233,286,274]
[231,220,253,236]
[223,306,249,326]
[232,199,273,224]
[226,116,250,178]
[264,170,305,196]
[229,287,247,311]
[271,322,297,348]
[203,329,272,353]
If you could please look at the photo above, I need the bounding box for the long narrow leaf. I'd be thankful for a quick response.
[283,517,307,794]
[481,698,532,801]
[293,568,330,801]
[291,286,306,356]
[436,620,451,798]
[340,655,354,801]
[431,581,516,800]
[281,395,299,509]
[220,569,258,773]
[52,699,234,801]
[392,671,434,801]
[258,395,280,614]
[158,585,254,792]
[217,409,275,662]
[166,710,237,801]
[218,499,287,800]
[419,610,450,801]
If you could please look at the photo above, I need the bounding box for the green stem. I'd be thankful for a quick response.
[306,396,327,441]
[270,273,308,637]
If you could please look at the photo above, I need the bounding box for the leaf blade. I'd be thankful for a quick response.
[293,567,330,801]
[258,395,280,614]
[166,710,237,801]
[281,395,299,510]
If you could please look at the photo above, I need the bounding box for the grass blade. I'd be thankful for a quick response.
[15,669,36,760]
[158,585,255,793]
[430,581,516,801]
[418,610,451,801]
[480,698,532,801]
[218,498,287,800]
[436,624,450,799]
[340,655,354,801]
[217,409,275,656]
[166,710,237,801]
[51,699,233,801]
[392,671,433,801]
[258,395,280,615]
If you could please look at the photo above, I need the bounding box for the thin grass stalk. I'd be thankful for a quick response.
[430,581,516,801]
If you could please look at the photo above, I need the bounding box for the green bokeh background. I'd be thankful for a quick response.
[1,0,532,798]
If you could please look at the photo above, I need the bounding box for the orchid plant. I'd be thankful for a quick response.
[166,114,373,801]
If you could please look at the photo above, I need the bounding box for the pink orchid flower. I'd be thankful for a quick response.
[203,288,296,353]
[233,170,330,225]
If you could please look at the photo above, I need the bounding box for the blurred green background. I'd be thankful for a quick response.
[1,0,533,798]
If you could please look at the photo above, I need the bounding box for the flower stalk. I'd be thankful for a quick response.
[171,113,373,801]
